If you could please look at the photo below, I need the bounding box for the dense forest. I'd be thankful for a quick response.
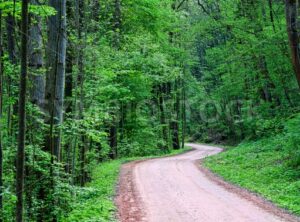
[0,0,299,221]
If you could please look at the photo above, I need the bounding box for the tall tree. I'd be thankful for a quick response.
[38,0,67,220]
[29,0,45,108]
[171,80,180,149]
[76,0,87,186]
[286,0,300,88]
[6,7,17,138]
[0,9,3,222]
[158,84,169,150]
[44,0,67,160]
[109,0,122,159]
[16,0,29,220]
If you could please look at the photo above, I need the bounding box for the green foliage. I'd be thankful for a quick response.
[1,0,299,220]
[187,0,300,143]
[0,1,56,17]
[62,160,121,222]
[204,115,300,215]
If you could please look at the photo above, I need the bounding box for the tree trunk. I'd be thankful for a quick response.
[16,0,29,220]
[76,0,87,185]
[181,78,186,149]
[80,136,86,186]
[64,0,75,174]
[171,80,180,149]
[0,10,3,222]
[268,0,276,32]
[109,123,118,159]
[108,0,122,158]
[29,0,45,108]
[286,0,300,88]
[45,0,67,160]
[158,85,168,150]
[6,13,17,138]
[39,0,66,220]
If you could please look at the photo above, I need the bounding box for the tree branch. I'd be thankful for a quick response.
[177,0,188,10]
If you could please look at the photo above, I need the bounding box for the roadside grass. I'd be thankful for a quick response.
[204,137,300,216]
[62,147,191,222]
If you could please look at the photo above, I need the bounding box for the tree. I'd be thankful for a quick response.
[38,0,67,220]
[285,0,300,88]
[16,0,29,220]
[109,0,122,159]
[44,0,67,160]
[6,4,17,139]
[0,9,3,222]
[29,0,45,108]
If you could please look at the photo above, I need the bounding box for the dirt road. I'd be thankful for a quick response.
[116,143,299,222]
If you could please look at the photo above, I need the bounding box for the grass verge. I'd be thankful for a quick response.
[204,137,300,216]
[62,148,191,222]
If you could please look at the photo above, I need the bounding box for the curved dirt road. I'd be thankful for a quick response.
[116,143,299,222]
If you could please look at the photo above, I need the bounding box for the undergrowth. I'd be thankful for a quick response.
[204,115,300,215]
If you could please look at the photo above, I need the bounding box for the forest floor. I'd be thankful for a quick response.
[116,143,300,222]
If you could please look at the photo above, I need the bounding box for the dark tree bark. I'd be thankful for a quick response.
[109,123,118,159]
[108,0,122,159]
[16,0,29,220]
[171,80,180,150]
[64,49,73,174]
[119,102,126,142]
[64,0,75,175]
[0,10,3,222]
[268,0,276,32]
[6,13,17,64]
[285,0,300,88]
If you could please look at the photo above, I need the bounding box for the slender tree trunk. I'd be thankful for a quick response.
[286,0,300,88]
[0,10,3,222]
[258,57,277,103]
[171,80,180,149]
[16,0,29,220]
[64,0,75,174]
[80,136,86,186]
[76,0,87,186]
[268,0,276,32]
[65,53,73,173]
[71,136,77,185]
[119,102,126,142]
[181,77,186,149]
[6,13,17,138]
[6,14,16,64]
[158,85,168,150]
[108,0,122,158]
[109,124,118,159]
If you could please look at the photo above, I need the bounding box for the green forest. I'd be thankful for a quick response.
[0,0,300,221]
